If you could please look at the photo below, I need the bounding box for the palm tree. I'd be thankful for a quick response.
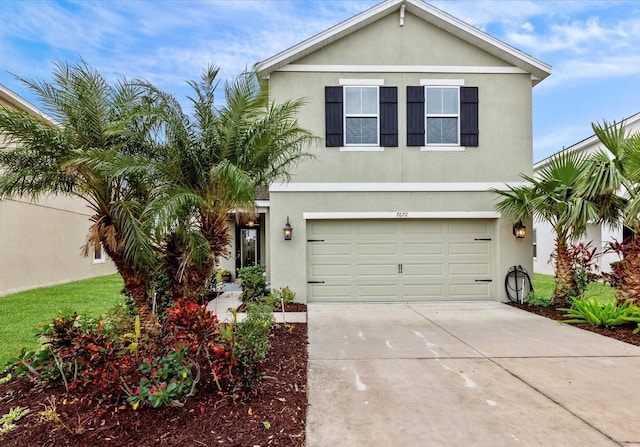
[582,120,640,303]
[137,66,317,302]
[493,151,608,305]
[0,61,157,329]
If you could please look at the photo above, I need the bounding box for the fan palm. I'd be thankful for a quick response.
[493,150,608,305]
[582,120,640,303]
[137,65,317,302]
[0,61,157,329]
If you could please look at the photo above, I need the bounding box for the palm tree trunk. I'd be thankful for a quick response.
[617,240,640,304]
[553,237,577,307]
[104,248,158,333]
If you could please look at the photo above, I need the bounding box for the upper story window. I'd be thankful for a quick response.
[344,86,379,146]
[407,84,478,149]
[325,83,397,150]
[426,87,459,145]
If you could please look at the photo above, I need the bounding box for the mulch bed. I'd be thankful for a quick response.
[508,302,640,347]
[0,323,308,447]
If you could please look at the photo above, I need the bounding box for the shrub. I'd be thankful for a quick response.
[220,303,275,394]
[560,298,640,327]
[165,302,233,390]
[238,265,267,303]
[127,346,196,409]
[524,292,551,308]
[7,312,132,393]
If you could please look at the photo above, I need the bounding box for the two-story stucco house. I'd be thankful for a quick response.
[533,112,640,277]
[0,83,115,296]
[217,0,551,303]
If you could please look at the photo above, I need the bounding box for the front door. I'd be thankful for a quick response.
[240,228,258,268]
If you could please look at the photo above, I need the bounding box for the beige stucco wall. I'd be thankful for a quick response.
[0,87,116,296]
[264,9,537,302]
[0,195,115,296]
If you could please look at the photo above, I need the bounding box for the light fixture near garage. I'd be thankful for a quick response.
[283,216,293,240]
[513,220,526,239]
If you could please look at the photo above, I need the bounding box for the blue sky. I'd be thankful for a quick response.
[1,0,639,162]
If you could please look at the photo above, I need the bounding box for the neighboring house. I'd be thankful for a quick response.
[532,112,640,276]
[0,83,115,296]
[216,0,551,302]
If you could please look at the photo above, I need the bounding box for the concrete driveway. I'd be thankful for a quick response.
[306,302,640,447]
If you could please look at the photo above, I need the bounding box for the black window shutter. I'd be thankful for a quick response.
[406,86,425,146]
[460,87,479,147]
[325,86,343,147]
[379,87,398,147]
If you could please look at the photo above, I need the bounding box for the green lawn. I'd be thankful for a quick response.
[0,274,125,368]
[533,273,617,303]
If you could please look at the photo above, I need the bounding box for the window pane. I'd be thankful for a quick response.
[345,87,362,114]
[427,118,458,144]
[426,87,443,114]
[442,88,458,114]
[346,117,378,144]
[426,87,458,114]
[345,87,378,115]
[360,87,378,114]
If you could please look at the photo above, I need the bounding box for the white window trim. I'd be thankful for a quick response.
[339,146,385,152]
[425,86,460,146]
[339,78,384,86]
[343,85,380,147]
[93,242,105,264]
[420,146,465,152]
[420,79,465,86]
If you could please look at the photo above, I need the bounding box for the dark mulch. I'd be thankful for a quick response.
[508,302,640,347]
[0,323,308,447]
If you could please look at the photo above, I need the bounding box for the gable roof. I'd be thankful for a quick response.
[534,111,640,171]
[256,0,551,85]
[0,83,53,123]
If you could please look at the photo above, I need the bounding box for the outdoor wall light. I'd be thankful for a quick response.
[513,220,526,239]
[283,216,293,241]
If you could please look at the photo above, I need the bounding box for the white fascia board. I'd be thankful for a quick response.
[0,83,56,124]
[280,65,527,74]
[255,200,270,208]
[270,182,530,192]
[303,211,501,220]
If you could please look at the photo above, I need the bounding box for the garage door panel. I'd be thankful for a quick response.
[402,263,443,276]
[309,243,351,256]
[403,284,444,298]
[310,264,352,277]
[357,283,399,300]
[449,262,490,276]
[356,242,398,255]
[449,283,491,299]
[448,221,491,234]
[308,219,494,302]
[402,242,443,255]
[356,264,398,277]
[448,242,490,255]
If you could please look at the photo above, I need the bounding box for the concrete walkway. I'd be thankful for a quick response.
[307,302,640,447]
[206,291,306,323]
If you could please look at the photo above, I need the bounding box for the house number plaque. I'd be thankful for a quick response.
[395,212,409,218]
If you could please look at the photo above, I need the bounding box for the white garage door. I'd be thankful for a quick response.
[307,219,494,302]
